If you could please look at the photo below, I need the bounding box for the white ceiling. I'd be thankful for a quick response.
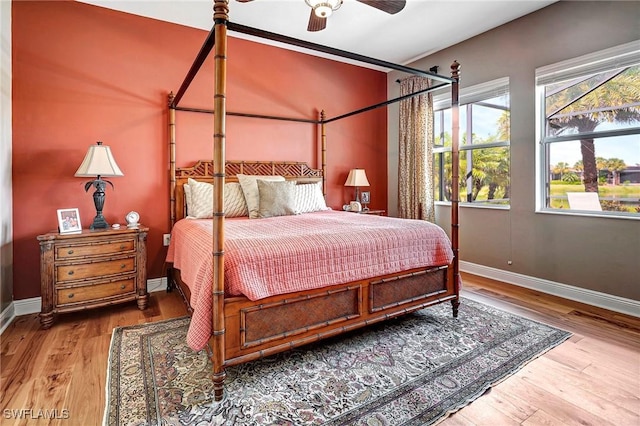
[79,0,555,67]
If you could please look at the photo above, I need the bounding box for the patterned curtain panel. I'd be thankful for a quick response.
[398,76,434,221]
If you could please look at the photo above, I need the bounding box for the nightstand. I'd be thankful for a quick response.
[358,209,386,216]
[37,225,148,328]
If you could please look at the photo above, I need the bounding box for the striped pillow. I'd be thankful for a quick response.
[225,182,249,217]
[185,179,248,218]
[295,181,329,214]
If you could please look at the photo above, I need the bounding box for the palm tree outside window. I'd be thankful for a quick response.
[536,41,640,216]
[433,78,511,207]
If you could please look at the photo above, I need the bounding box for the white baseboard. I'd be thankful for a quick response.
[147,277,168,293]
[0,296,39,335]
[461,261,640,318]
[13,297,41,316]
[0,302,15,335]
[0,277,169,334]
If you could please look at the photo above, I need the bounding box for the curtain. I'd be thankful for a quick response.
[398,76,434,221]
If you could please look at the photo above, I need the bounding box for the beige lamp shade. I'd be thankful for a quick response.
[75,142,124,177]
[344,169,370,187]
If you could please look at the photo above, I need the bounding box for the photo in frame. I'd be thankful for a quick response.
[360,191,370,204]
[57,208,82,234]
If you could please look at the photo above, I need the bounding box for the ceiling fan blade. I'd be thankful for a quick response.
[356,0,406,14]
[236,0,254,2]
[307,9,327,32]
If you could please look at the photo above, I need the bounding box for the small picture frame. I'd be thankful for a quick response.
[360,191,371,204]
[57,208,82,234]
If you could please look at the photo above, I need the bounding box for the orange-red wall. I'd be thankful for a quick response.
[12,1,388,299]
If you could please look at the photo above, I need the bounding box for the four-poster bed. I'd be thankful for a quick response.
[165,0,461,402]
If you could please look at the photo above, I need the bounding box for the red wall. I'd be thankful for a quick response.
[12,1,388,299]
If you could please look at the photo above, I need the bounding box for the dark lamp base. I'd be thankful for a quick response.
[90,214,109,230]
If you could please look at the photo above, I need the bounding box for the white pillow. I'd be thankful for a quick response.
[185,178,249,219]
[225,182,249,218]
[187,178,213,219]
[294,181,329,213]
[237,174,286,219]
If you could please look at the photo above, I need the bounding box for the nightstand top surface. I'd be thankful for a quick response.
[357,209,386,215]
[37,225,148,241]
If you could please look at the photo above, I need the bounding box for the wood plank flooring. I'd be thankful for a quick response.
[1,272,638,425]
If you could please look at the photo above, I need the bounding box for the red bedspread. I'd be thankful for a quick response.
[166,210,454,350]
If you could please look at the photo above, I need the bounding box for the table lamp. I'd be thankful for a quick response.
[75,141,124,230]
[344,168,370,203]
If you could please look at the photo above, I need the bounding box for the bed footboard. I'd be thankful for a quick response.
[167,264,456,367]
[220,265,455,366]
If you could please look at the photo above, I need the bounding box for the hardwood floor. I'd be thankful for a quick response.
[1,272,638,425]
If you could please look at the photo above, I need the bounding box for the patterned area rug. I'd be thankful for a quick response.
[104,298,570,425]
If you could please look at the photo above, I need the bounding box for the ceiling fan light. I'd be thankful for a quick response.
[305,0,342,18]
[315,4,332,17]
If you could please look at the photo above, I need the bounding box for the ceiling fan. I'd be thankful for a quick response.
[236,0,407,32]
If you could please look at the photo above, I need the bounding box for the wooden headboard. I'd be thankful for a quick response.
[171,160,324,224]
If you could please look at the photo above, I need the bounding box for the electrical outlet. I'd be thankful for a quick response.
[163,233,171,246]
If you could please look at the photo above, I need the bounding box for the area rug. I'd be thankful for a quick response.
[104,298,570,425]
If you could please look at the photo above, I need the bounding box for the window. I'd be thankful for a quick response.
[536,41,640,217]
[433,78,510,206]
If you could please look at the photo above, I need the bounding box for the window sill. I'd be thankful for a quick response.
[435,201,510,211]
[536,208,640,221]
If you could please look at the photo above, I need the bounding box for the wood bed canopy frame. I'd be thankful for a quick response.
[167,0,461,402]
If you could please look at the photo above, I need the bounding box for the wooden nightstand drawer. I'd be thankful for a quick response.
[57,278,135,305]
[38,226,149,328]
[56,239,135,260]
[56,257,135,283]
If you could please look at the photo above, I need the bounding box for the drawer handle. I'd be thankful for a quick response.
[68,293,74,299]
[120,245,126,250]
[67,249,74,255]
[68,270,74,276]
[120,284,126,290]
[120,264,126,269]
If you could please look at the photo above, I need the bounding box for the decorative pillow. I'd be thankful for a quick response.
[256,180,297,218]
[294,181,329,214]
[183,183,192,216]
[187,178,214,219]
[224,182,249,218]
[185,178,249,219]
[237,174,286,219]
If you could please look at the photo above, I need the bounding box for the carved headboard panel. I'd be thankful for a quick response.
[171,160,324,224]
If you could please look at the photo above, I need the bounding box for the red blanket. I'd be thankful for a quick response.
[166,210,454,350]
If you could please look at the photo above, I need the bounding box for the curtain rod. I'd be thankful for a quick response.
[396,66,439,83]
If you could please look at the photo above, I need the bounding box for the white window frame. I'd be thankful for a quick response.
[433,77,510,208]
[535,40,640,219]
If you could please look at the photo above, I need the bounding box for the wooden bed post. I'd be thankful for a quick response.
[320,110,327,196]
[212,0,229,402]
[168,92,177,229]
[450,60,461,317]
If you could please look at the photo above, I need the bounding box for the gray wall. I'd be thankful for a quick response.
[388,1,640,301]
[1,0,13,316]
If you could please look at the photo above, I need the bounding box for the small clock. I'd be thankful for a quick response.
[125,211,140,228]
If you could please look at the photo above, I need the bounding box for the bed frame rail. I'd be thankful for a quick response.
[167,263,455,368]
